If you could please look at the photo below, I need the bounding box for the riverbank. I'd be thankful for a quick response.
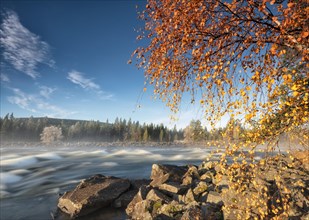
[55,150,309,219]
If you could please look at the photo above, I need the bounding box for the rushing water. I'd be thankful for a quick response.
[0,145,222,220]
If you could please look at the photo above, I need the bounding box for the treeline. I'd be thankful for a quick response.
[183,119,245,142]
[0,113,184,142]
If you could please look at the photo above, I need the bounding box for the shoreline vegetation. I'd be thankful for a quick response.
[1,136,306,152]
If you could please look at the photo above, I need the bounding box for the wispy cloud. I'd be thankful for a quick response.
[7,88,37,112]
[39,86,56,99]
[67,70,114,100]
[0,10,54,79]
[7,87,75,118]
[0,73,10,82]
[67,70,100,90]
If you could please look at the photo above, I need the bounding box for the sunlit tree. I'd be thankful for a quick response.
[132,0,308,142]
[40,126,63,144]
[132,0,308,218]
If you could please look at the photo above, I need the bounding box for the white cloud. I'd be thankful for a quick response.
[0,73,10,82]
[7,87,75,118]
[67,70,100,90]
[67,70,114,100]
[7,88,37,112]
[39,86,56,99]
[0,10,54,79]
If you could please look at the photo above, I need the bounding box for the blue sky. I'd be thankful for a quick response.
[0,0,207,129]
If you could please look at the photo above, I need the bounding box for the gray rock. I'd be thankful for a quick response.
[58,174,130,218]
[201,203,223,220]
[213,175,229,191]
[193,181,208,195]
[200,171,213,183]
[126,185,152,216]
[112,189,138,208]
[181,205,203,220]
[182,175,193,185]
[198,161,216,171]
[146,189,172,203]
[158,200,185,218]
[158,182,188,195]
[206,191,223,206]
[130,179,151,189]
[114,179,151,208]
[131,200,153,220]
[150,164,187,186]
[184,189,196,204]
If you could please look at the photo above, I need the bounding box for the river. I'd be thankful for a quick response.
[0,145,222,220]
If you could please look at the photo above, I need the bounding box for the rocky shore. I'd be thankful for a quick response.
[55,152,308,219]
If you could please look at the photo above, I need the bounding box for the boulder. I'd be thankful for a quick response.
[157,200,185,218]
[126,185,152,216]
[158,182,188,195]
[193,181,208,195]
[146,189,172,203]
[184,189,196,204]
[130,200,153,220]
[206,191,223,206]
[200,171,213,183]
[113,179,151,208]
[181,205,203,220]
[58,174,130,218]
[198,161,216,171]
[112,189,138,208]
[150,164,187,186]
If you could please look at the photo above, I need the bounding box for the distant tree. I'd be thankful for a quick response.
[159,129,164,142]
[184,120,205,142]
[40,126,63,144]
[143,128,149,142]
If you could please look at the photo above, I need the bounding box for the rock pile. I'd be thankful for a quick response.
[126,155,308,219]
[126,162,226,220]
[57,153,308,219]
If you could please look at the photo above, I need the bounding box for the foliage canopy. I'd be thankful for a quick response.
[133,0,308,143]
[133,1,308,217]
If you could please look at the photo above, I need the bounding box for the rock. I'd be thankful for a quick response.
[158,200,185,218]
[181,205,203,220]
[130,179,152,189]
[58,174,130,218]
[126,185,152,216]
[214,164,225,174]
[182,165,200,186]
[182,175,193,185]
[201,203,223,220]
[151,174,170,187]
[193,181,208,195]
[198,191,208,203]
[112,189,137,208]
[184,189,196,204]
[158,182,188,195]
[114,179,151,208]
[146,189,172,203]
[200,172,213,183]
[186,165,200,179]
[198,161,216,171]
[206,191,223,206]
[213,175,229,191]
[150,164,187,186]
[130,200,153,220]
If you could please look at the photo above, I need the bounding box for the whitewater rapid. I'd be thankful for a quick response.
[0,145,220,220]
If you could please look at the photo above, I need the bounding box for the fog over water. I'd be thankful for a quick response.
[0,145,223,220]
